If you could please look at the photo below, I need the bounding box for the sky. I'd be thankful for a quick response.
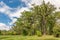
[0,0,60,30]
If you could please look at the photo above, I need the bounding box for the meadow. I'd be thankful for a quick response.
[0,35,60,40]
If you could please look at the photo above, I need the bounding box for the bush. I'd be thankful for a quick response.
[36,30,42,36]
[53,24,60,37]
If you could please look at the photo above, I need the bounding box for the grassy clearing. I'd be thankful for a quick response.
[0,35,60,40]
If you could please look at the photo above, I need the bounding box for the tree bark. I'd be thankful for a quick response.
[42,16,47,35]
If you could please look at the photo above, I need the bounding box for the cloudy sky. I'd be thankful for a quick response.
[0,0,60,30]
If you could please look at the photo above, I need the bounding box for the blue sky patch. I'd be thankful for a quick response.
[2,0,26,8]
[0,12,12,25]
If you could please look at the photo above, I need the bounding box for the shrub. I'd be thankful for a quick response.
[53,24,60,37]
[36,30,42,36]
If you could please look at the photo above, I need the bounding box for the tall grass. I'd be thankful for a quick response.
[0,35,60,40]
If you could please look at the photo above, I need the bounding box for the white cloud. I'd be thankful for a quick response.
[9,7,29,18]
[22,0,42,8]
[9,7,30,25]
[0,1,18,14]
[0,1,13,14]
[44,0,60,7]
[30,0,42,5]
[9,18,17,25]
[0,1,30,28]
[22,0,60,9]
[0,23,10,30]
[22,0,30,3]
[44,0,60,11]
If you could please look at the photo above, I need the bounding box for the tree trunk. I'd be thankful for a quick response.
[42,16,47,35]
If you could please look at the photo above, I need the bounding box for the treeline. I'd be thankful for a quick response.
[0,30,17,35]
[0,1,60,37]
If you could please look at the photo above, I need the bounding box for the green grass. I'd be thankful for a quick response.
[0,35,60,40]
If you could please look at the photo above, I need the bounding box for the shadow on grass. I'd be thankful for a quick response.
[43,39,58,40]
[0,37,10,39]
